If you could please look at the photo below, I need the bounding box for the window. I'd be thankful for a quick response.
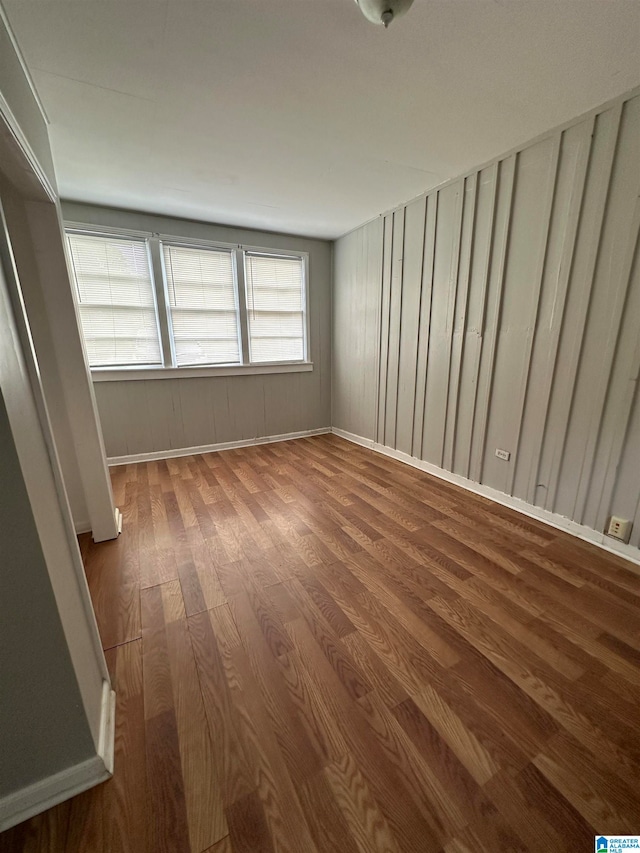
[66,232,162,367]
[245,253,306,363]
[65,226,309,375]
[163,244,239,366]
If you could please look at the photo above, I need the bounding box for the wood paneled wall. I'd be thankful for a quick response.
[95,371,330,459]
[62,203,332,460]
[333,90,640,550]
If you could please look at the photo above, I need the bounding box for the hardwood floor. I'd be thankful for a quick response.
[2,434,639,852]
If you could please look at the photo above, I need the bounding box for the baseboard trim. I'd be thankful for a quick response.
[331,427,640,570]
[74,520,91,535]
[106,427,332,466]
[98,679,116,775]
[0,680,114,831]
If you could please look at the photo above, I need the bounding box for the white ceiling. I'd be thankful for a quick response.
[5,1,640,239]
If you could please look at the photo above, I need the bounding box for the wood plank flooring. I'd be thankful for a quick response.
[2,434,640,852]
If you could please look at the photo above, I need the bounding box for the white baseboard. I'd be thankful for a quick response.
[98,680,116,775]
[0,680,115,832]
[331,428,377,451]
[74,520,91,535]
[331,427,640,570]
[106,427,332,466]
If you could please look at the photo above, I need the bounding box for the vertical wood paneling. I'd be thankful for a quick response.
[469,155,515,483]
[611,387,640,548]
[422,181,463,466]
[395,198,426,456]
[333,89,640,556]
[377,214,394,445]
[443,175,477,472]
[384,210,406,449]
[367,219,385,442]
[94,369,330,457]
[453,164,498,479]
[513,118,594,505]
[482,139,558,494]
[333,219,383,440]
[411,195,438,459]
[331,231,352,432]
[538,102,623,514]
[586,205,640,534]
[169,381,187,451]
[506,136,561,496]
[563,96,640,524]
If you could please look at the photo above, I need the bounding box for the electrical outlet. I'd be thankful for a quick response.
[606,516,632,543]
[495,448,510,461]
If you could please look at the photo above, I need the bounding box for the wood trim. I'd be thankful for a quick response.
[331,427,640,569]
[0,680,114,832]
[0,95,55,204]
[106,427,332,466]
[98,681,116,776]
[0,757,110,833]
[0,5,49,125]
[92,362,314,382]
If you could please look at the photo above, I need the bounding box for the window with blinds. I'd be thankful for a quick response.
[65,225,310,374]
[244,253,306,363]
[66,232,162,367]
[162,244,240,366]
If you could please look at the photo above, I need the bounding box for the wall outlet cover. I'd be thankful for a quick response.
[606,516,632,543]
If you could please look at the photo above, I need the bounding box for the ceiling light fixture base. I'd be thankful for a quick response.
[355,0,415,27]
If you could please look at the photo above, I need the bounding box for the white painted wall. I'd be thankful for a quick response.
[62,202,333,460]
[333,88,640,554]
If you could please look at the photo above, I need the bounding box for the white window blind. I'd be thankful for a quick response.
[162,244,240,366]
[244,253,305,363]
[66,232,162,367]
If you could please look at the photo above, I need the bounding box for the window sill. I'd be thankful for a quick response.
[91,362,314,382]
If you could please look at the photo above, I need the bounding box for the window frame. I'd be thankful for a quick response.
[242,246,310,366]
[160,239,243,368]
[64,222,312,381]
[65,226,164,370]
